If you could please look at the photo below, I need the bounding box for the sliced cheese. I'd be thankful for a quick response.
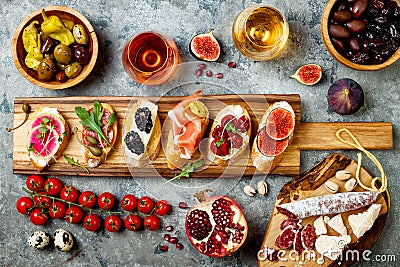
[348,204,381,238]
[315,235,351,261]
[314,216,327,236]
[327,214,347,236]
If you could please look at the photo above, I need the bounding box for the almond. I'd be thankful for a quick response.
[324,180,339,193]
[335,170,352,181]
[344,178,358,192]
[257,181,268,195]
[244,185,256,197]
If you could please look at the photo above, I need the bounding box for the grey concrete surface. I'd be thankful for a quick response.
[1,0,399,266]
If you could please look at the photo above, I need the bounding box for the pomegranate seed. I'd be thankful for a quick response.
[164,234,171,242]
[176,243,184,250]
[160,245,168,252]
[169,237,178,244]
[165,225,174,232]
[206,70,212,77]
[198,63,206,70]
[196,69,202,76]
[178,202,188,209]
[228,62,236,68]
[215,73,223,79]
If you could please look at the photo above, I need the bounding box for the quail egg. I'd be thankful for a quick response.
[54,229,74,252]
[28,231,51,250]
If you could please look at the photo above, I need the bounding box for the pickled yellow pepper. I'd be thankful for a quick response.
[41,9,75,46]
[22,20,43,70]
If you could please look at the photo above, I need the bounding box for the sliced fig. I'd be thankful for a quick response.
[257,127,289,157]
[290,64,322,86]
[265,108,295,140]
[327,78,364,115]
[28,126,60,157]
[190,30,221,62]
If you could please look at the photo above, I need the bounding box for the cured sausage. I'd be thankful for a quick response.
[301,224,317,250]
[293,230,303,254]
[275,226,296,249]
[280,218,301,231]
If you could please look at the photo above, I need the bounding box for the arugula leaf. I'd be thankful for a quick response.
[64,155,89,174]
[106,112,117,133]
[93,101,104,127]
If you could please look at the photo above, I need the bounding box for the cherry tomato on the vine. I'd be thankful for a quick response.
[60,186,79,203]
[26,175,45,192]
[79,191,97,208]
[83,214,101,232]
[33,191,52,209]
[121,194,137,212]
[65,206,84,224]
[49,201,67,219]
[30,208,48,225]
[44,177,63,196]
[98,192,115,210]
[104,215,122,232]
[154,200,171,216]
[16,196,34,215]
[143,214,160,231]
[137,196,154,214]
[124,214,141,231]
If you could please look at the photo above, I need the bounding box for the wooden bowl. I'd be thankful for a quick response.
[321,0,400,71]
[11,6,98,90]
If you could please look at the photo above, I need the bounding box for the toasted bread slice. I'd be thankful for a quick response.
[207,105,251,167]
[251,101,295,174]
[123,100,161,168]
[80,103,118,168]
[27,107,71,172]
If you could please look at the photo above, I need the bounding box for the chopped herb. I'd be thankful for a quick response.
[27,143,34,152]
[226,123,237,133]
[42,117,50,123]
[62,131,67,137]
[58,137,63,142]
[39,127,48,134]
[64,155,89,174]
[36,134,42,139]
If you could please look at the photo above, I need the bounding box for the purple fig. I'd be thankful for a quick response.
[327,78,364,115]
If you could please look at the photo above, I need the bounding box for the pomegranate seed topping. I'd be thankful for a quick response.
[165,225,174,232]
[206,70,212,77]
[178,202,188,209]
[215,73,223,79]
[196,69,203,76]
[228,62,236,68]
[164,234,171,242]
[160,245,169,252]
[169,237,178,244]
[198,63,206,70]
[176,243,184,250]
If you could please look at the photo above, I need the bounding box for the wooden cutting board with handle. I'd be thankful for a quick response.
[258,153,389,267]
[11,94,392,177]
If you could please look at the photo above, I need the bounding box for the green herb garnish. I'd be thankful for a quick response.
[105,112,117,134]
[226,123,237,133]
[64,155,89,174]
[27,143,34,152]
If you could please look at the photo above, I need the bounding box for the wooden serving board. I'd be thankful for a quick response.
[258,153,389,267]
[11,95,392,177]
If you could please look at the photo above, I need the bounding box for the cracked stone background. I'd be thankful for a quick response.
[0,0,399,266]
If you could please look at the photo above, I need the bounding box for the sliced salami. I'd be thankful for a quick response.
[293,230,304,254]
[301,224,317,250]
[275,226,296,249]
[280,218,301,231]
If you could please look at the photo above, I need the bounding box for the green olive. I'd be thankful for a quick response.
[86,136,98,145]
[57,63,67,71]
[37,57,56,81]
[65,62,82,78]
[54,44,72,65]
[73,24,89,45]
[87,146,102,157]
[188,101,207,117]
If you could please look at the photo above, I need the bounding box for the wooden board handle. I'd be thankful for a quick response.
[295,122,393,150]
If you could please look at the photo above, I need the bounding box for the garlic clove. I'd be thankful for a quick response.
[257,181,268,195]
[335,170,352,180]
[344,178,358,192]
[244,185,257,197]
[324,180,339,193]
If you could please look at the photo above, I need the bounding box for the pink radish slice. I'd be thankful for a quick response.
[28,126,60,157]
[31,115,65,135]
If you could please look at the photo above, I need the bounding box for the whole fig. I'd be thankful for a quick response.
[327,78,364,115]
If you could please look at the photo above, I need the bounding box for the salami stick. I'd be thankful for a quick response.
[277,191,379,219]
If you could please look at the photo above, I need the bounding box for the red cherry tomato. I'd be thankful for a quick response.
[143,214,160,231]
[29,208,48,225]
[124,214,141,231]
[121,194,137,212]
[16,196,34,215]
[26,175,45,192]
[48,201,67,219]
[154,200,171,216]
[60,186,79,203]
[83,214,101,232]
[65,206,84,224]
[33,191,52,208]
[98,192,115,210]
[137,196,154,214]
[79,191,97,208]
[104,215,122,232]
[44,177,63,196]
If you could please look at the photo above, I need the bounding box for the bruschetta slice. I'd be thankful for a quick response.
[123,99,161,168]
[165,90,209,170]
[27,107,71,172]
[251,101,295,174]
[207,105,251,166]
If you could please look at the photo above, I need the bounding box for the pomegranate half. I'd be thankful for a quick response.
[185,190,248,258]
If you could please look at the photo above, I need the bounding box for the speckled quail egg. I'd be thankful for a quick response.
[54,229,74,252]
[28,231,51,250]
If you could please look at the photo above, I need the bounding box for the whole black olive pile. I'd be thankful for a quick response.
[329,0,400,65]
